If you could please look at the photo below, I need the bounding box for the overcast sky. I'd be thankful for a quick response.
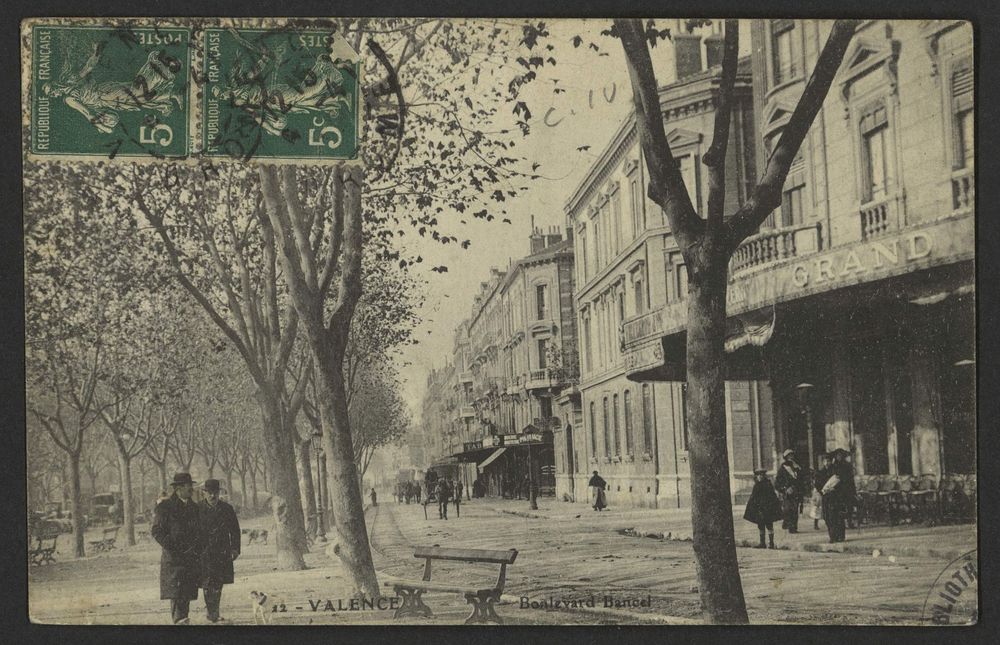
[394,19,751,430]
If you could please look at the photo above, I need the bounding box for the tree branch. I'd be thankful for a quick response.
[725,19,859,252]
[329,166,365,337]
[703,20,739,234]
[615,18,704,252]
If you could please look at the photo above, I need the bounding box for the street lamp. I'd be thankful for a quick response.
[311,432,327,542]
[794,383,815,469]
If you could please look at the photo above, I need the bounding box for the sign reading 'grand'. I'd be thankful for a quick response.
[30,25,192,159]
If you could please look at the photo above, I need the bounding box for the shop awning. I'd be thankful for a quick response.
[477,448,506,472]
[724,307,776,353]
[907,283,974,306]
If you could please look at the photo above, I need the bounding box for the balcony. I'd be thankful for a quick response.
[532,416,562,430]
[860,196,896,240]
[622,306,665,347]
[460,406,476,419]
[506,374,522,395]
[730,222,821,275]
[525,368,564,391]
[459,371,474,384]
[952,167,974,213]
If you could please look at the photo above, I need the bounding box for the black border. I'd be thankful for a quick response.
[3,1,997,644]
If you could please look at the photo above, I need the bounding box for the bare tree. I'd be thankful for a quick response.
[612,19,859,623]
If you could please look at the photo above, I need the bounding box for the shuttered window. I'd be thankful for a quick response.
[952,61,974,169]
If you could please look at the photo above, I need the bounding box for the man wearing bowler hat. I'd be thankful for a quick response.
[152,473,204,624]
[198,479,241,623]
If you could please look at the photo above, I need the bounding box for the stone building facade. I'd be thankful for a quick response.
[622,20,975,486]
[560,34,766,509]
[421,228,578,498]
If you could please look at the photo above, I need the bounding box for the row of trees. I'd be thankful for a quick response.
[26,15,859,622]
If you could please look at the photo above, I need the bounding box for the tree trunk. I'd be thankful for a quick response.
[68,452,85,558]
[240,470,249,511]
[295,439,318,545]
[320,453,331,514]
[250,469,259,510]
[686,256,748,624]
[157,461,168,497]
[114,446,136,546]
[315,356,379,598]
[225,469,234,505]
[257,390,308,569]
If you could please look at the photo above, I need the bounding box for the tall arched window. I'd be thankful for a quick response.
[642,384,655,454]
[589,401,597,458]
[612,394,621,456]
[623,389,634,456]
[602,397,611,459]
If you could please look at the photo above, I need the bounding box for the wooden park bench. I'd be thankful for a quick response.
[29,530,60,566]
[90,526,120,553]
[383,546,518,624]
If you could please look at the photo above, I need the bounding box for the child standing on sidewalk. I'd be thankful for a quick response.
[743,469,782,549]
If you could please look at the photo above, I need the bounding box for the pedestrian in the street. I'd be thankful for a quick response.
[775,449,804,534]
[811,453,832,530]
[588,471,607,511]
[197,479,241,623]
[152,472,204,625]
[455,480,464,502]
[821,448,856,543]
[415,483,421,504]
[452,480,461,518]
[744,469,782,549]
[370,488,378,507]
[436,478,452,520]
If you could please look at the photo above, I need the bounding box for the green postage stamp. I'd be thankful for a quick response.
[28,24,192,160]
[24,20,362,164]
[201,28,361,162]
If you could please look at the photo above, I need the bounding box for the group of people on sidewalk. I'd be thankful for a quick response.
[745,448,856,548]
[152,473,242,625]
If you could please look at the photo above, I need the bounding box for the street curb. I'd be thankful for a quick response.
[625,527,971,560]
[481,504,972,560]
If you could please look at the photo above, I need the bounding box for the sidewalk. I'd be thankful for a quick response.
[478,498,977,559]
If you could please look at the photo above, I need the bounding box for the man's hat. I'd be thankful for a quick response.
[753,468,768,475]
[782,449,795,458]
[204,479,222,493]
[170,472,196,487]
[830,448,850,458]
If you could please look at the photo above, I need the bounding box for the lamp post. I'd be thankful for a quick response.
[312,433,327,542]
[794,383,815,469]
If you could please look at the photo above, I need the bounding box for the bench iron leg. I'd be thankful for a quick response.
[392,586,433,619]
[464,590,503,625]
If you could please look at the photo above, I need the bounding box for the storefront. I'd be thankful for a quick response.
[458,429,555,498]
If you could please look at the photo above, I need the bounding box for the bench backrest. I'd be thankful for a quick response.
[413,546,517,565]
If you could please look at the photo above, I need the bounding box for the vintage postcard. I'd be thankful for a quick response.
[23,16,977,626]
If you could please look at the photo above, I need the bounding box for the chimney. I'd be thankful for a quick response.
[529,217,545,254]
[704,31,724,69]
[674,33,702,80]
[545,226,563,248]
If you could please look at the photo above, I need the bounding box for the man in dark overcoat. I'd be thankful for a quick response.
[152,472,204,624]
[821,448,856,543]
[198,479,241,623]
[436,477,452,520]
[774,449,804,533]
